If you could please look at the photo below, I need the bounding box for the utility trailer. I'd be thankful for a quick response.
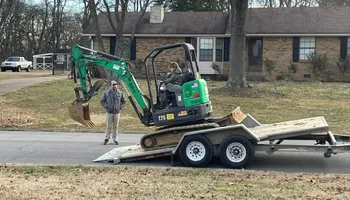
[94,107,350,169]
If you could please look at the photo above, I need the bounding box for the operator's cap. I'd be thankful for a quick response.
[111,80,117,85]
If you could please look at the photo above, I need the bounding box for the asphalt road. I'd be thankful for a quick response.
[2,131,350,174]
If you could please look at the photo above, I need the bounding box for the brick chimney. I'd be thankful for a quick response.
[150,2,164,23]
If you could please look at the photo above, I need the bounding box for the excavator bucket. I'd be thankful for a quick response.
[68,103,96,128]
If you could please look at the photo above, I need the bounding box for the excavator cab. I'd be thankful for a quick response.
[143,43,213,127]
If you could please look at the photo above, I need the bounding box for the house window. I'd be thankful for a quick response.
[199,38,213,61]
[216,38,223,61]
[299,37,315,60]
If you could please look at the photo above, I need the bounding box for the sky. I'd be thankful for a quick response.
[27,0,85,13]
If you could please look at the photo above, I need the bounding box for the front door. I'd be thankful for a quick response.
[248,38,263,72]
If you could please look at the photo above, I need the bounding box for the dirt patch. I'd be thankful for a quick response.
[0,118,37,128]
[1,164,350,200]
[0,103,39,128]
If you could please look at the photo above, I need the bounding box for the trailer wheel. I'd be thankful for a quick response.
[219,135,253,169]
[179,135,213,167]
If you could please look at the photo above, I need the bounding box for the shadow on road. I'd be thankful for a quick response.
[101,152,350,174]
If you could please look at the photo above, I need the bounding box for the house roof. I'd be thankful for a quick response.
[243,7,350,35]
[83,7,350,37]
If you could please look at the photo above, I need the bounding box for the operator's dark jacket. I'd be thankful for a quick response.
[100,89,126,114]
[163,67,183,85]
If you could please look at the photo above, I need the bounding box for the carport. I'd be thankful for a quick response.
[33,49,71,75]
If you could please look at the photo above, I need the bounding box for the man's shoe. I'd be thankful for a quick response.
[103,139,108,145]
[114,141,119,145]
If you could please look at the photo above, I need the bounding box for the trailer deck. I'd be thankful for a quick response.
[250,116,329,140]
[93,109,350,168]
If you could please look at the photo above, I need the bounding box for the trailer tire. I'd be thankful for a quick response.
[219,135,253,169]
[179,135,213,167]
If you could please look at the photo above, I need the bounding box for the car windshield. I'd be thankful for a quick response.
[6,57,20,61]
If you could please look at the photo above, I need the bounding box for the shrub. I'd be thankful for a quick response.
[211,62,220,74]
[130,59,145,72]
[264,59,277,77]
[307,52,329,80]
[288,61,298,81]
[336,57,350,79]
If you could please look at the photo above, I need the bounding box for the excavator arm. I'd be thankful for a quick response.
[68,45,153,127]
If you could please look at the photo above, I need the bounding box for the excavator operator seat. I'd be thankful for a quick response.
[182,68,195,83]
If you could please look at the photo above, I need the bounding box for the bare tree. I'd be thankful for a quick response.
[317,0,350,6]
[227,0,249,89]
[79,0,92,45]
[0,0,86,64]
[48,0,68,51]
[91,0,153,81]
[130,0,152,11]
[101,0,129,59]
[87,0,111,79]
[100,0,153,58]
[251,0,319,7]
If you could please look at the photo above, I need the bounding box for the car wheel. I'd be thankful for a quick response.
[26,66,31,72]
[218,135,254,169]
[179,135,213,167]
[1,68,5,72]
[17,66,21,72]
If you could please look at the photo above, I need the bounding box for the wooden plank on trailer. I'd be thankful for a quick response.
[249,116,329,140]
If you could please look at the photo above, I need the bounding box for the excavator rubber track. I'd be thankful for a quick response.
[140,106,247,151]
[140,122,220,151]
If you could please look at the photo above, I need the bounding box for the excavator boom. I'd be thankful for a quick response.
[69,45,152,127]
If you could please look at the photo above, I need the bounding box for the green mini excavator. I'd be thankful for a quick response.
[68,43,219,150]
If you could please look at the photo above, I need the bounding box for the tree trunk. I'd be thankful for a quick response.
[88,0,110,79]
[101,0,151,82]
[227,0,248,89]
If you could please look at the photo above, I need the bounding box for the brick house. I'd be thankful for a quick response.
[82,5,350,81]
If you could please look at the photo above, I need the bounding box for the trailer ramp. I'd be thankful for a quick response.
[93,144,174,164]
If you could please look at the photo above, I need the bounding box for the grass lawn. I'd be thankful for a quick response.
[1,164,350,199]
[1,78,350,134]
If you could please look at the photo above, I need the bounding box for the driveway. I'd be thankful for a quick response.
[0,75,67,95]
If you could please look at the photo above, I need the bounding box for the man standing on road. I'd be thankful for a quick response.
[100,80,126,145]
